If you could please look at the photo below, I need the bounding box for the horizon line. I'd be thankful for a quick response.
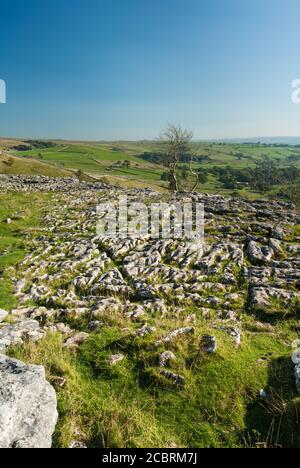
[2,134,300,144]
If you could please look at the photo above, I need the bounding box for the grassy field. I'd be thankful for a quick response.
[13,144,156,172]
[6,142,166,190]
[8,286,300,448]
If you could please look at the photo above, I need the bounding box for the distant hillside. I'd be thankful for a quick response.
[1,137,300,201]
[0,153,73,178]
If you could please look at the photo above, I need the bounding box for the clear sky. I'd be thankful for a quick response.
[1,0,300,140]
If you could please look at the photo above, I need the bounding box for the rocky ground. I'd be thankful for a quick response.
[0,175,300,448]
[0,174,109,193]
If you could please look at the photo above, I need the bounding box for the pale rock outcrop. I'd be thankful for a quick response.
[0,355,58,448]
[159,351,176,367]
[0,319,44,354]
[247,241,274,264]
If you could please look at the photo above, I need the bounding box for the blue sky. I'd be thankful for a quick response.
[0,0,300,140]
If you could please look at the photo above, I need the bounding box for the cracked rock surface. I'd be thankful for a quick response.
[1,175,300,445]
[2,179,300,376]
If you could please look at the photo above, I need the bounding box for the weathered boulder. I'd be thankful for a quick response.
[249,286,300,311]
[247,241,274,264]
[0,319,44,354]
[92,297,122,318]
[159,351,176,367]
[64,332,89,349]
[271,226,284,241]
[0,355,58,448]
[269,238,282,255]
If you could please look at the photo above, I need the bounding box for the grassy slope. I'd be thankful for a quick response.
[0,153,73,178]
[10,305,300,448]
[14,144,154,170]
[9,144,165,190]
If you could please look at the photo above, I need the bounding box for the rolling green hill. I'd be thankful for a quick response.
[0,152,73,178]
[5,141,167,190]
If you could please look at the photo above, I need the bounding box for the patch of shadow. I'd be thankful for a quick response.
[241,355,300,448]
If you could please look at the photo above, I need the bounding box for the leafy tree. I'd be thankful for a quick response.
[196,170,208,184]
[179,166,189,181]
[160,171,171,182]
[252,157,278,193]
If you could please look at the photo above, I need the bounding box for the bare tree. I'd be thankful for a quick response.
[161,124,193,192]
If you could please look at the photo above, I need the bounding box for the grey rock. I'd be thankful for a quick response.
[249,286,300,311]
[92,297,121,318]
[44,322,73,336]
[88,320,103,331]
[271,226,284,240]
[249,287,270,310]
[64,332,89,348]
[15,279,26,295]
[157,327,195,345]
[0,354,58,448]
[159,351,176,367]
[247,241,274,264]
[269,238,282,254]
[69,440,88,449]
[0,319,44,354]
[134,324,156,337]
[200,335,217,354]
[160,370,185,386]
[260,389,269,400]
[246,321,274,333]
[0,309,8,323]
[108,354,125,365]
